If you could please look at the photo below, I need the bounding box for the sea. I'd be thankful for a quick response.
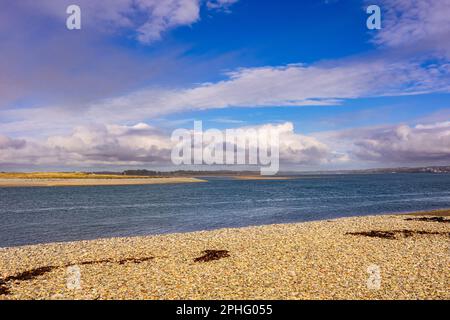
[1,173,449,247]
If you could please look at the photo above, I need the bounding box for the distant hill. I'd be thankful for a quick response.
[119,169,261,177]
[317,166,450,174]
[89,166,450,177]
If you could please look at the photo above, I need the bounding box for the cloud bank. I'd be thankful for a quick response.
[0,122,339,168]
[353,121,450,163]
[2,120,449,170]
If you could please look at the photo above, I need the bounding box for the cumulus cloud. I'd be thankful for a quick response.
[0,123,173,167]
[0,122,340,168]
[0,136,26,150]
[45,123,173,165]
[243,122,344,165]
[2,120,449,170]
[353,121,450,163]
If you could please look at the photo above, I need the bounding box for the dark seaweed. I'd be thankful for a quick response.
[346,229,450,240]
[0,256,154,296]
[405,217,450,223]
[194,250,230,262]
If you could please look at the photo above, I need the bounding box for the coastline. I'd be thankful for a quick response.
[0,177,206,187]
[405,208,450,217]
[0,209,448,300]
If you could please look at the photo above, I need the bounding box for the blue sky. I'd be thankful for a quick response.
[171,0,371,64]
[0,0,449,171]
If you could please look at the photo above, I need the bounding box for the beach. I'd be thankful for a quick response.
[0,209,448,300]
[0,177,205,187]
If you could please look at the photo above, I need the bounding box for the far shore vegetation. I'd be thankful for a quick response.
[0,172,152,180]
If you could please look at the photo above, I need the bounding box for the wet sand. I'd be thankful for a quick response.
[0,209,448,300]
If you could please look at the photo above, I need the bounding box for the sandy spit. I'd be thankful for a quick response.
[0,177,206,187]
[0,210,449,300]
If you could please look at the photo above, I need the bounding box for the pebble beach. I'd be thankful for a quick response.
[0,210,449,300]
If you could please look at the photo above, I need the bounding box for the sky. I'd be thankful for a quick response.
[0,0,450,171]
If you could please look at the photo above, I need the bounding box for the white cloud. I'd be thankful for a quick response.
[85,59,450,122]
[46,123,173,165]
[134,0,201,43]
[230,122,340,165]
[0,122,340,168]
[207,0,239,11]
[316,120,450,165]
[18,0,238,44]
[2,120,449,170]
[353,121,450,163]
[2,57,449,138]
[0,135,26,150]
[0,123,174,168]
[372,0,450,57]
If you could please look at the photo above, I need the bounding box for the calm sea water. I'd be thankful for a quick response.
[1,173,449,247]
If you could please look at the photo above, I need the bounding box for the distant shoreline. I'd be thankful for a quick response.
[405,208,450,217]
